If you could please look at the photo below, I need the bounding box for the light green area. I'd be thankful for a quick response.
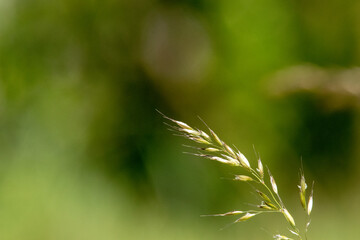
[0,0,359,239]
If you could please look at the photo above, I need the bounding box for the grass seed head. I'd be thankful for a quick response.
[159,112,315,239]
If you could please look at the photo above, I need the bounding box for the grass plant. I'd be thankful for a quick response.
[159,111,314,240]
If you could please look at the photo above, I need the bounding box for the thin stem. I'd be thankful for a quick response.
[246,210,280,214]
[249,169,282,209]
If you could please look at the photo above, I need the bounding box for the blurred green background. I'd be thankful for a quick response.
[1,0,360,239]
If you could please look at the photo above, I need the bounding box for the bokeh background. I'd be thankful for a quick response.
[1,0,360,239]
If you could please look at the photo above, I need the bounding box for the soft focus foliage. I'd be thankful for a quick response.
[1,0,360,239]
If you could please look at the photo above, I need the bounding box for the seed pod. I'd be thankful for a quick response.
[172,119,193,130]
[307,183,314,216]
[258,204,272,210]
[190,137,211,145]
[256,190,272,203]
[264,201,278,210]
[300,174,307,191]
[235,213,258,222]
[224,144,236,157]
[270,175,278,194]
[199,130,211,141]
[282,208,296,228]
[209,129,222,146]
[257,158,264,179]
[299,174,307,210]
[299,190,306,210]
[234,175,254,182]
[223,155,241,166]
[207,156,232,165]
[203,147,220,152]
[236,152,251,169]
[181,128,200,136]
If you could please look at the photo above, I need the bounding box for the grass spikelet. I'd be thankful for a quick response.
[206,155,239,166]
[209,128,222,146]
[234,175,254,182]
[258,204,273,210]
[299,168,307,210]
[235,213,258,222]
[263,201,278,210]
[289,229,299,237]
[203,147,220,152]
[256,190,272,204]
[236,152,251,169]
[307,182,314,216]
[199,130,211,141]
[224,143,236,158]
[257,158,264,179]
[282,208,296,228]
[270,175,278,195]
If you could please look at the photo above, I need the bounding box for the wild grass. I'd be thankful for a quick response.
[159,111,314,240]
